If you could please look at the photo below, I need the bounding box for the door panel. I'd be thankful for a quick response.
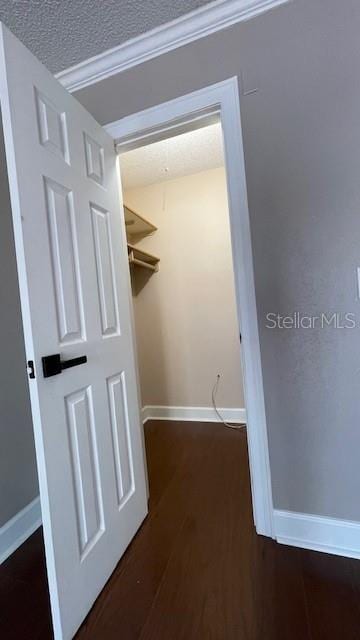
[0,23,147,640]
[66,385,105,557]
[35,88,70,163]
[84,133,105,185]
[91,202,120,337]
[44,177,85,345]
[107,371,134,506]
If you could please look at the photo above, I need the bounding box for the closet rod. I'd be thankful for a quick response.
[129,256,158,272]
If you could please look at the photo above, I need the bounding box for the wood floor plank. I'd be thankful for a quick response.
[144,420,193,510]
[301,549,360,640]
[0,528,52,639]
[138,426,252,640]
[0,571,52,639]
[252,539,311,640]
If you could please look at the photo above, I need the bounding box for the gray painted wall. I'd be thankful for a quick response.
[75,0,360,521]
[0,118,38,526]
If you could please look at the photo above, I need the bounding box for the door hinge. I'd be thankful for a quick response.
[27,360,35,379]
[239,332,242,344]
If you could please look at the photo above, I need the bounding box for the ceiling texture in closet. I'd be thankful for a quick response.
[120,123,224,189]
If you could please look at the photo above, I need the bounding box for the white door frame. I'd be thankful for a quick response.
[105,77,274,537]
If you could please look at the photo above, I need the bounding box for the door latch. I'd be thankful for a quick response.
[42,354,87,378]
[27,360,35,379]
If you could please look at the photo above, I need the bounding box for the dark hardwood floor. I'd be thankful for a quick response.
[1,420,360,639]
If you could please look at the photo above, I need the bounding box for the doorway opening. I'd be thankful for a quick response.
[108,78,273,538]
[119,120,246,427]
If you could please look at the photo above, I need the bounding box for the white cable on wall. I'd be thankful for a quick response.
[211,374,246,431]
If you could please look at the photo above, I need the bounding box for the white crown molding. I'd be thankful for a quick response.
[0,497,41,564]
[55,0,292,92]
[274,509,360,560]
[141,405,246,424]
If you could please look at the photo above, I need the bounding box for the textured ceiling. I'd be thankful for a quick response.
[0,0,213,73]
[120,122,224,189]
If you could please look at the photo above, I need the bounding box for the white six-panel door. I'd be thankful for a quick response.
[0,23,147,640]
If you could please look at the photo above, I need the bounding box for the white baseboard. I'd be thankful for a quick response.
[274,509,360,560]
[0,496,42,564]
[142,405,246,424]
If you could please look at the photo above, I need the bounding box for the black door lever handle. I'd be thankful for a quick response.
[42,353,87,378]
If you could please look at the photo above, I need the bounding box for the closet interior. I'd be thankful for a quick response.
[119,121,245,419]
